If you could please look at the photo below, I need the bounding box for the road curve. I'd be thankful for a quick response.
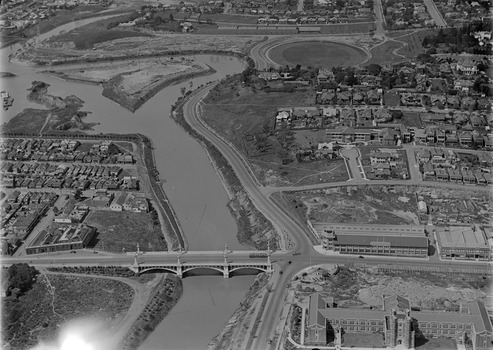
[183,84,315,255]
[180,83,493,349]
[183,83,320,348]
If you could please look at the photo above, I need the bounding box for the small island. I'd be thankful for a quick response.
[3,81,97,134]
[1,72,17,78]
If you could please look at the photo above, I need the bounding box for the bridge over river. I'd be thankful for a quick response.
[3,248,275,279]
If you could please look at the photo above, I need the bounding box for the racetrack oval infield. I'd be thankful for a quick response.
[268,41,367,69]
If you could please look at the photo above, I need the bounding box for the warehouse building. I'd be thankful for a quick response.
[435,226,491,261]
[312,222,429,258]
[26,224,96,255]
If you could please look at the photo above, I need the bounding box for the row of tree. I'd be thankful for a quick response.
[422,22,492,55]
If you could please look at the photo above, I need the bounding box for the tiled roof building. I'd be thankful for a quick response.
[307,293,493,349]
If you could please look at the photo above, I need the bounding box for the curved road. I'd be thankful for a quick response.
[180,84,493,349]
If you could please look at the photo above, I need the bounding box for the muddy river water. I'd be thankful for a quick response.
[1,18,255,350]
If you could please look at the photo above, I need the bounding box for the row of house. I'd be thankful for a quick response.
[434,0,491,26]
[0,138,133,165]
[385,0,437,30]
[365,150,409,179]
[422,165,492,184]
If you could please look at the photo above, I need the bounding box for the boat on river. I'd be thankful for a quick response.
[1,91,14,110]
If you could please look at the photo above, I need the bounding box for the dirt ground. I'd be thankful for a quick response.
[294,266,491,312]
[15,30,264,64]
[284,185,421,225]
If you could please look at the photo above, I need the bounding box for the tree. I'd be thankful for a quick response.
[169,13,174,21]
[367,63,382,76]
[345,73,358,86]
[74,188,83,201]
[7,263,38,296]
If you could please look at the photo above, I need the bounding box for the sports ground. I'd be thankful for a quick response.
[268,41,368,69]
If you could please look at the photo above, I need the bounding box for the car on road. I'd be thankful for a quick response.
[70,250,76,254]
[358,255,364,259]
[292,252,301,256]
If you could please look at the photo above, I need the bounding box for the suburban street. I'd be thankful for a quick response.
[423,0,448,27]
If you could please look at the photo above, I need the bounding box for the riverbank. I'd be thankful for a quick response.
[3,81,97,134]
[1,72,17,78]
[171,89,278,250]
[102,63,216,113]
[119,274,183,350]
[208,272,271,349]
[2,267,135,349]
[136,135,187,250]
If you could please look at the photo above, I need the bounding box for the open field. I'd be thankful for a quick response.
[397,30,436,58]
[84,210,167,253]
[276,185,420,225]
[250,157,349,187]
[342,333,385,348]
[366,40,406,66]
[17,29,263,65]
[51,14,150,50]
[101,60,212,111]
[45,57,191,83]
[2,108,50,134]
[2,272,134,349]
[2,7,133,48]
[268,41,368,69]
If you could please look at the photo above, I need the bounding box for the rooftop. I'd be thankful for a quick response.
[436,226,489,250]
[308,293,493,334]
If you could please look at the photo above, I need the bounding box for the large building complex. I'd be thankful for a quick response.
[311,222,429,258]
[307,293,493,350]
[435,226,491,261]
[26,224,96,255]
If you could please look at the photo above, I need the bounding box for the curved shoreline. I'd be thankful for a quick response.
[101,65,217,113]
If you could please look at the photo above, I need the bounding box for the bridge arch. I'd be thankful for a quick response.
[139,267,178,275]
[181,266,225,277]
[229,266,268,274]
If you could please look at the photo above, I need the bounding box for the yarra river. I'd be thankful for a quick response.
[2,17,256,350]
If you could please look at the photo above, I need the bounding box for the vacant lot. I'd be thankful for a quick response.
[2,108,50,134]
[53,14,151,50]
[2,273,134,349]
[279,185,421,225]
[268,41,368,69]
[294,266,490,312]
[85,210,166,252]
[396,31,434,58]
[366,40,405,66]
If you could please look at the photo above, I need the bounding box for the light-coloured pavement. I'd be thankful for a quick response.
[340,147,366,183]
[297,0,304,12]
[423,0,448,27]
[373,0,386,35]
